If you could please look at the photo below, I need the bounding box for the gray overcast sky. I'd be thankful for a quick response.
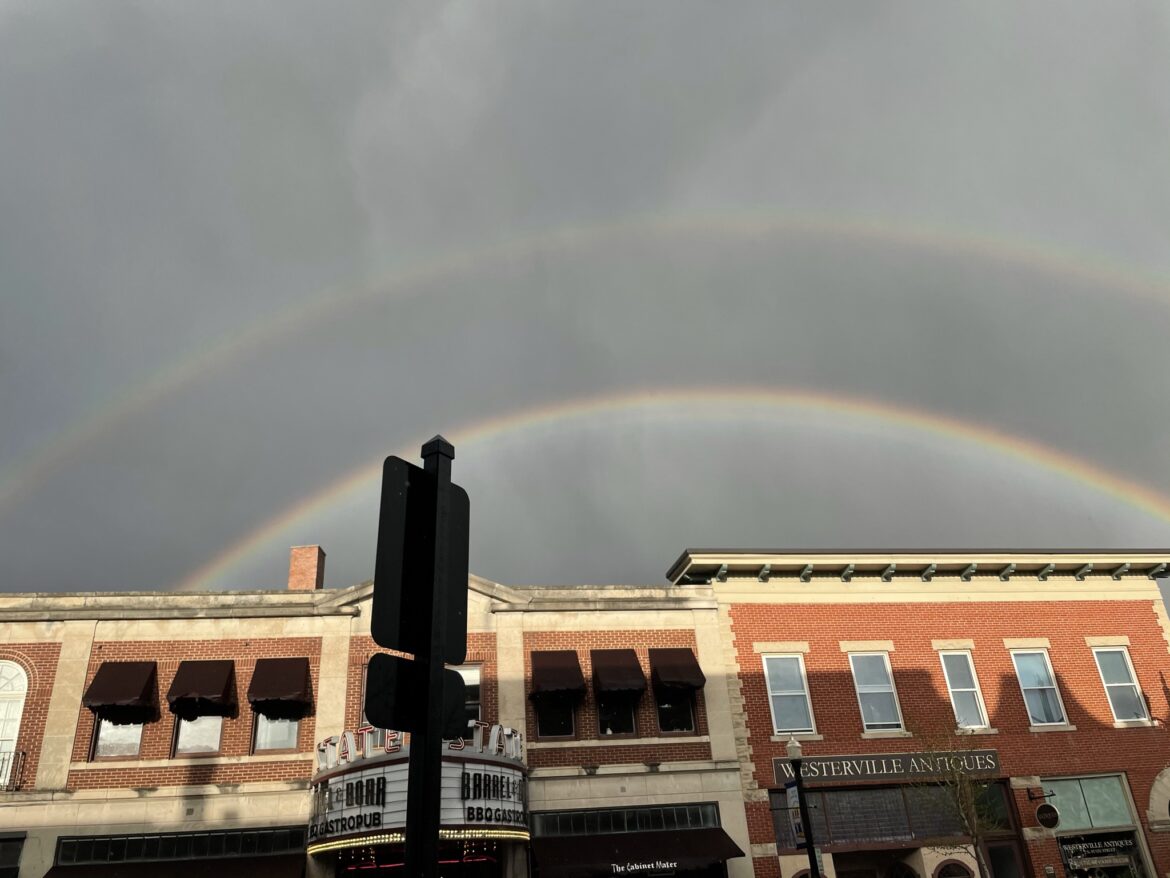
[2,2,1169,593]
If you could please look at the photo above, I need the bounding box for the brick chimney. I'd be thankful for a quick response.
[288,545,326,591]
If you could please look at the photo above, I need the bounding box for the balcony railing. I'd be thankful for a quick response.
[1,751,25,792]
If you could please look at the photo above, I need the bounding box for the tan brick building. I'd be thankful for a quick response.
[1,547,1169,878]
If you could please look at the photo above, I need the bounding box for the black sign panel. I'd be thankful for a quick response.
[1059,831,1138,872]
[773,750,1000,785]
[372,456,469,663]
[363,653,468,740]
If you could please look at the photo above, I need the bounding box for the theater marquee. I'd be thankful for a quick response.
[773,750,999,785]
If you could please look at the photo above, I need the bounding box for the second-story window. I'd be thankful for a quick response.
[848,653,903,731]
[1011,650,1066,726]
[94,719,144,758]
[167,660,235,758]
[939,651,989,729]
[254,715,299,751]
[762,655,815,734]
[530,651,585,739]
[247,657,312,754]
[82,661,159,762]
[592,649,645,736]
[1092,648,1148,722]
[649,649,705,735]
[457,666,482,728]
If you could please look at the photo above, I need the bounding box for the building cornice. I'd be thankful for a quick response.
[667,549,1170,585]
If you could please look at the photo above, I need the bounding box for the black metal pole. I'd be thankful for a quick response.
[792,757,821,878]
[404,436,454,878]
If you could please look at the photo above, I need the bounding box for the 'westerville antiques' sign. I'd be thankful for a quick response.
[773,750,1000,785]
[1059,832,1139,872]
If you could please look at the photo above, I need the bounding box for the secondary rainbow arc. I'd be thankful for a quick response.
[4,212,1170,519]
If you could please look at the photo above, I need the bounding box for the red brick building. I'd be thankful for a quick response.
[667,551,1170,878]
[1,547,1169,878]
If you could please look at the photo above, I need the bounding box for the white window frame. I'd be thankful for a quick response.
[1010,649,1068,726]
[0,661,28,785]
[1091,647,1148,722]
[848,652,905,731]
[762,654,816,734]
[938,650,989,730]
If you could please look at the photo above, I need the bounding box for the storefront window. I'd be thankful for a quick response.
[1043,776,1132,830]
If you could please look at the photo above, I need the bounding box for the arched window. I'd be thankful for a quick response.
[935,862,974,878]
[0,661,29,786]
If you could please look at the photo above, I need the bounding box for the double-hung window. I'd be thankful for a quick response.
[1011,650,1066,725]
[939,651,989,729]
[848,653,903,731]
[762,655,815,734]
[1092,648,1148,722]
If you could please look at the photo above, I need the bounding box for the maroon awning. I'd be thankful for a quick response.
[247,658,312,719]
[532,828,744,878]
[81,662,158,723]
[43,853,305,877]
[530,651,586,697]
[167,660,236,719]
[649,648,706,689]
[591,649,646,694]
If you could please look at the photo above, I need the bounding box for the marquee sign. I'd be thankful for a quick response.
[308,753,527,843]
[773,750,999,785]
[309,722,528,845]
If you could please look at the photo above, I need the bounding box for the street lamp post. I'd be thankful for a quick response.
[787,737,821,878]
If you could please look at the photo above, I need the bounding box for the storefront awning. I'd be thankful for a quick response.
[532,828,744,878]
[530,650,586,697]
[247,657,312,719]
[167,660,236,719]
[81,662,159,723]
[648,648,706,690]
[43,853,305,877]
[591,649,646,694]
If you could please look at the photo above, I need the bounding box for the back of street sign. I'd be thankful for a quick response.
[371,455,469,664]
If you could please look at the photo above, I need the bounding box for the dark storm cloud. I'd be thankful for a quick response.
[1,3,1168,592]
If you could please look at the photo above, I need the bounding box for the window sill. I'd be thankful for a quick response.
[72,752,311,770]
[1113,718,1155,729]
[1028,723,1077,733]
[770,733,824,743]
[528,735,711,750]
[861,730,912,739]
[956,727,999,736]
